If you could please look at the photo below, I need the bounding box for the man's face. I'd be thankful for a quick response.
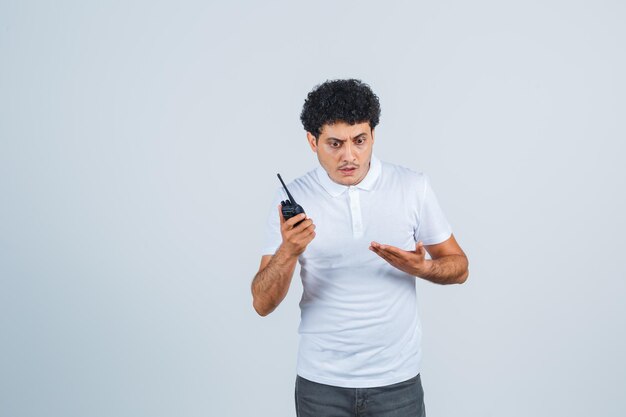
[307,121,375,186]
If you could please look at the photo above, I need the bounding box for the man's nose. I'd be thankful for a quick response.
[341,142,357,162]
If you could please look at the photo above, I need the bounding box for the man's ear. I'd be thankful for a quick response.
[307,132,318,153]
[371,128,375,144]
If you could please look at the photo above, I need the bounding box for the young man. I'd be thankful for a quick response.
[251,79,468,417]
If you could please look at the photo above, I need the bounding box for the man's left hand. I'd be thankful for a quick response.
[369,241,430,277]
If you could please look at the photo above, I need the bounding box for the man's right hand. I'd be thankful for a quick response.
[251,206,316,316]
[278,205,316,257]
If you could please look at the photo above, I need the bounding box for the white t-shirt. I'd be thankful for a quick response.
[261,155,452,388]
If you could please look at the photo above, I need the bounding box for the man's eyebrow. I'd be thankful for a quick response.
[326,133,368,141]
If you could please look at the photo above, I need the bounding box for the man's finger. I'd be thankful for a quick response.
[371,242,403,254]
[369,245,386,258]
[278,205,286,224]
[284,213,307,229]
[378,244,407,259]
[415,241,427,257]
[292,220,315,236]
[370,242,389,257]
[301,229,316,243]
[370,246,396,264]
[294,217,313,230]
[370,244,406,263]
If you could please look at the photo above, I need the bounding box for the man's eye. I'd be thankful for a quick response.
[330,142,341,148]
[356,138,365,144]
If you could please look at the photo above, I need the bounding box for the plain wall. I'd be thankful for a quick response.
[1,1,625,416]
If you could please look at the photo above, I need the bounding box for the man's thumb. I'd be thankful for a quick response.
[278,204,285,224]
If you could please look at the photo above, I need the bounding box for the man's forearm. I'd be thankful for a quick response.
[416,254,469,285]
[252,246,299,316]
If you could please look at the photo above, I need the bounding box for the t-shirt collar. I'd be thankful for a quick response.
[316,154,382,197]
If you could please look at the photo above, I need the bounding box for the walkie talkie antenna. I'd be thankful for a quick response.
[277,173,297,204]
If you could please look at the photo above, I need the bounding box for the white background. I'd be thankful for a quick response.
[1,1,625,416]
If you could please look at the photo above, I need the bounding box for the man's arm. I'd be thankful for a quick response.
[369,234,469,285]
[251,209,316,316]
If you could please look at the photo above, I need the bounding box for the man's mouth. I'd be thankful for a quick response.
[339,166,358,175]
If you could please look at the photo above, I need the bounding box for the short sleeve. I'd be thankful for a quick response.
[414,174,452,245]
[260,187,284,255]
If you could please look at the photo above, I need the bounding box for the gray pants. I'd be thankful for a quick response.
[295,374,426,417]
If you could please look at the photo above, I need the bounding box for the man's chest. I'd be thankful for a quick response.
[299,190,417,269]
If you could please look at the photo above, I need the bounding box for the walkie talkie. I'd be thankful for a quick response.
[277,173,305,225]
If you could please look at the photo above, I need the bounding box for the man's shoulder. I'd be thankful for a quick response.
[380,159,428,186]
[289,167,320,189]
[275,166,321,197]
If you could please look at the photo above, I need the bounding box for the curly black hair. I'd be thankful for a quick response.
[300,79,381,138]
